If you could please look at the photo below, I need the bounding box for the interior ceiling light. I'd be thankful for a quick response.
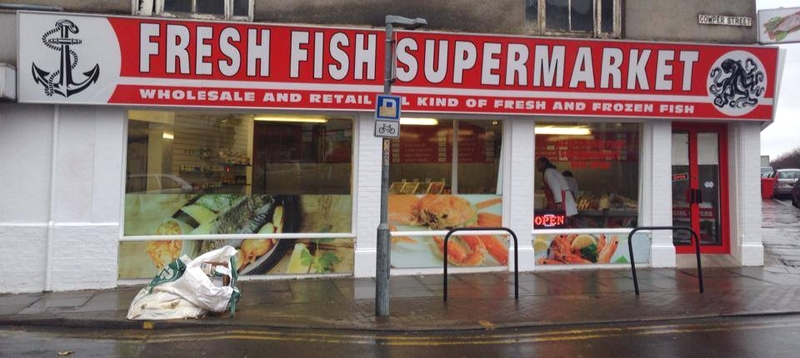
[534,126,591,136]
[400,117,438,125]
[254,116,328,123]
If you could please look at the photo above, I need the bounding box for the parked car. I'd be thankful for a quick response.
[791,179,800,208]
[761,166,774,178]
[126,174,194,194]
[773,168,800,197]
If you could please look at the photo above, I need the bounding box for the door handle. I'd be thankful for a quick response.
[685,189,703,204]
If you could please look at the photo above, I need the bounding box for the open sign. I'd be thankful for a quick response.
[534,211,567,229]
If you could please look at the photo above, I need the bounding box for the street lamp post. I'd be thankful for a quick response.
[376,15,426,317]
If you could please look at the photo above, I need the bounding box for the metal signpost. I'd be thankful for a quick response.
[375,15,426,317]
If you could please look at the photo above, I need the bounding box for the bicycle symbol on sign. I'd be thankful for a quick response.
[378,123,396,135]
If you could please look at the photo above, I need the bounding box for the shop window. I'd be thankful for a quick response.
[532,122,640,266]
[534,122,639,229]
[388,119,507,269]
[525,0,620,37]
[135,0,253,21]
[121,111,353,279]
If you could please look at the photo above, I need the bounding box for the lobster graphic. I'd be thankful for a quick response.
[32,19,100,97]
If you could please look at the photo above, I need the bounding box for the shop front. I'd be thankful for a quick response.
[6,11,780,290]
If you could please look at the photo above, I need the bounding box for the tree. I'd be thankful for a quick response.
[771,147,800,169]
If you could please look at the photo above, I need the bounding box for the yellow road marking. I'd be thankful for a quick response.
[9,317,800,346]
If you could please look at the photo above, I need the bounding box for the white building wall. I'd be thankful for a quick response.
[0,104,54,293]
[0,105,766,293]
[354,113,381,277]
[729,122,764,266]
[507,118,535,270]
[0,104,125,293]
[645,121,677,267]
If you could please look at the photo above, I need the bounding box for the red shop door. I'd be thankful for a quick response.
[671,123,730,254]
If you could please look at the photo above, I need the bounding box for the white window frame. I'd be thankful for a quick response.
[526,0,621,38]
[134,0,254,21]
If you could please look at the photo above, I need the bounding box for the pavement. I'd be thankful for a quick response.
[2,198,800,332]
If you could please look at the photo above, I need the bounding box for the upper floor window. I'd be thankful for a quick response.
[135,0,253,21]
[525,0,620,38]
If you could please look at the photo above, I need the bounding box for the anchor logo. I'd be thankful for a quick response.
[32,19,100,97]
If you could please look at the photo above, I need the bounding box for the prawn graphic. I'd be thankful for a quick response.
[390,194,508,266]
[537,234,619,265]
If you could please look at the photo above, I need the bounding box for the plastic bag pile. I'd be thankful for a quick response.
[127,245,240,320]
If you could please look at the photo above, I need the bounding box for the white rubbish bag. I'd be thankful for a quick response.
[127,245,240,320]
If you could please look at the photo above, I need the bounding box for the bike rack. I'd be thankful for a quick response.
[627,226,704,295]
[443,227,518,302]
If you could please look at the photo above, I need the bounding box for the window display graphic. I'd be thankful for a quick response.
[533,233,650,265]
[389,194,506,268]
[120,194,353,279]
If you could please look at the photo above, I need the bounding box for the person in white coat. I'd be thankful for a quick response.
[536,157,578,217]
[562,170,579,199]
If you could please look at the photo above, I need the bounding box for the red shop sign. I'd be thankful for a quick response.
[18,12,779,121]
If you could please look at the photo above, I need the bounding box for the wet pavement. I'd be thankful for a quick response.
[2,198,800,332]
[762,198,800,267]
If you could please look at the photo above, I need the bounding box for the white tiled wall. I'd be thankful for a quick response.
[354,113,382,277]
[0,104,124,293]
[506,118,536,270]
[729,122,764,266]
[647,121,678,267]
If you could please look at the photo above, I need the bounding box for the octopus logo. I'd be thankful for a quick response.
[707,50,766,117]
[32,19,100,98]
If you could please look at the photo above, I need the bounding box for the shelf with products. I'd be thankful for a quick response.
[574,192,638,212]
[175,147,252,194]
[572,192,638,228]
[177,164,250,194]
[577,209,638,217]
[179,164,251,174]
[179,165,224,174]
[389,178,446,195]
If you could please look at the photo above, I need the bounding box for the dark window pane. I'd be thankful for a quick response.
[197,0,224,14]
[534,122,640,230]
[546,0,569,31]
[254,118,353,195]
[164,0,191,13]
[601,0,614,33]
[233,0,249,16]
[525,0,538,26]
[571,0,593,32]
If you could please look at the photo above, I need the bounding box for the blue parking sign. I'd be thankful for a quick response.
[375,95,401,121]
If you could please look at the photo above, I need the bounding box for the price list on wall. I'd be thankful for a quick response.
[390,124,498,164]
[536,132,639,163]
[390,127,447,163]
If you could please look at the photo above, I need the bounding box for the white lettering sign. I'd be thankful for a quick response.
[698,14,753,27]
